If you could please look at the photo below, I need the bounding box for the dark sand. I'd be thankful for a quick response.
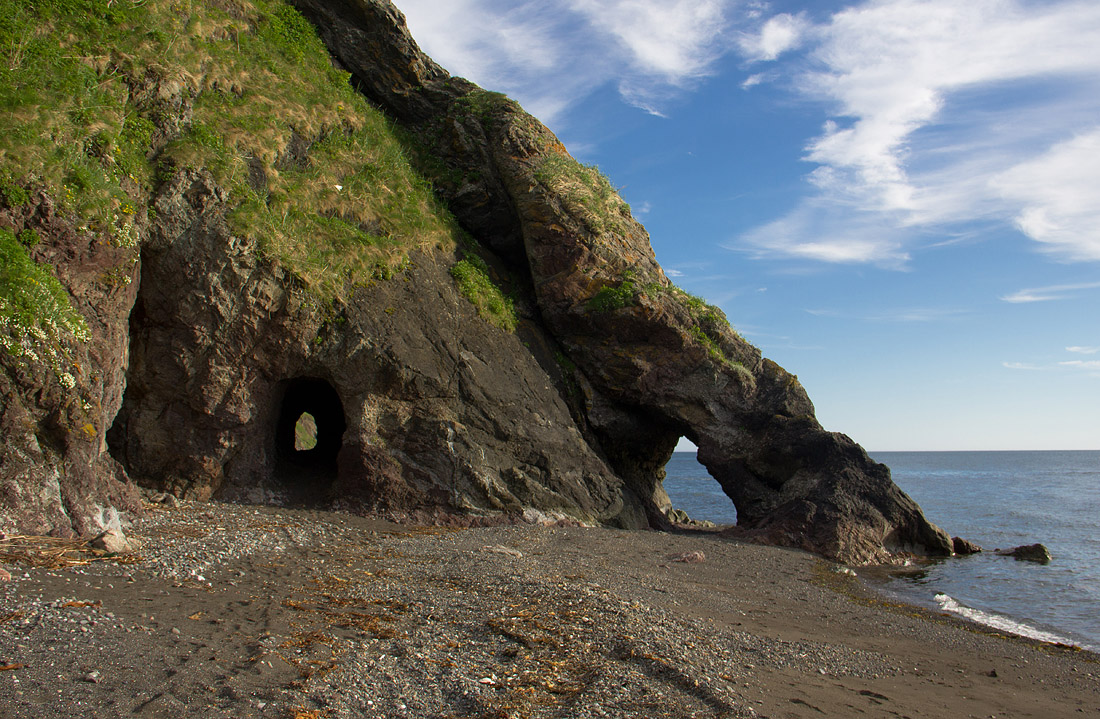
[2,500,1097,718]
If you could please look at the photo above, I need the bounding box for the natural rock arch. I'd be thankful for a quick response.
[273,377,347,499]
[291,0,955,564]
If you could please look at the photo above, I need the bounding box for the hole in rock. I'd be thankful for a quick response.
[661,438,737,526]
[274,377,346,502]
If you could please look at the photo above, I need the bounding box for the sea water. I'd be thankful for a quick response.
[662,450,1100,651]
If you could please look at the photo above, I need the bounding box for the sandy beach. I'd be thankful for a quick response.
[2,499,1097,718]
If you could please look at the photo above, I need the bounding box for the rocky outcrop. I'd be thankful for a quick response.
[997,543,1052,564]
[953,536,983,555]
[0,191,141,537]
[292,0,952,564]
[108,169,633,526]
[1,0,953,565]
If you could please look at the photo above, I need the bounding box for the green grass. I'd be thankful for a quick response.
[0,0,460,302]
[586,280,636,312]
[452,89,521,126]
[451,256,517,332]
[0,228,89,381]
[585,269,753,382]
[533,154,632,236]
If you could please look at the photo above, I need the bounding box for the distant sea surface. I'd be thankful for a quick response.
[662,450,1100,651]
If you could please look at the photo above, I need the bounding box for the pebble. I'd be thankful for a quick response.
[1,499,1093,719]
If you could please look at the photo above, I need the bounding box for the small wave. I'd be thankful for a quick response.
[934,593,1085,648]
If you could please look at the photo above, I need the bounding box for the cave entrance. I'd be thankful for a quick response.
[661,438,737,526]
[274,377,346,503]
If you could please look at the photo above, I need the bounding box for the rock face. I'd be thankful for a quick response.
[0,0,953,565]
[0,191,141,538]
[107,169,630,525]
[291,0,952,564]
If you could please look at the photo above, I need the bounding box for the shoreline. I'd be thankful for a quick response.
[2,499,1098,718]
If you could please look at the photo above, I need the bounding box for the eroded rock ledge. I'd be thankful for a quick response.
[0,0,952,565]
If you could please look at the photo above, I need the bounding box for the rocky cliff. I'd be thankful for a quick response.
[0,0,952,564]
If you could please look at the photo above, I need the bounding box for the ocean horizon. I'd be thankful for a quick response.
[662,449,1100,651]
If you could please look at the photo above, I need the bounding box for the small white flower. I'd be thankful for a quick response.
[334,184,343,191]
[59,372,75,389]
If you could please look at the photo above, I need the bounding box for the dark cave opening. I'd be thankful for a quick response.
[274,377,346,500]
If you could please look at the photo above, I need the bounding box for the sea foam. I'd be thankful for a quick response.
[934,593,1084,648]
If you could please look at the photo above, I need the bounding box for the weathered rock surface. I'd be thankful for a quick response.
[108,169,632,526]
[0,191,141,538]
[997,543,1052,564]
[0,0,954,565]
[292,0,952,564]
[953,536,983,555]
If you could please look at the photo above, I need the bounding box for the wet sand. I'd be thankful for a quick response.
[2,499,1097,718]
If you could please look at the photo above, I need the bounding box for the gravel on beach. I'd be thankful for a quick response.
[2,499,1097,718]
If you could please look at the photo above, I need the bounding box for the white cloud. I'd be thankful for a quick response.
[396,0,740,122]
[1000,281,1100,303]
[1003,361,1043,371]
[1067,346,1100,354]
[568,0,730,81]
[736,0,1100,264]
[738,12,809,62]
[737,199,911,266]
[992,129,1100,260]
[740,72,766,89]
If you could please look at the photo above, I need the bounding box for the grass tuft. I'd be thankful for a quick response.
[534,154,632,236]
[451,256,517,332]
[587,280,636,313]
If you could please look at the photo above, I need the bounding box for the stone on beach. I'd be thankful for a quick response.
[90,530,136,554]
[671,551,706,564]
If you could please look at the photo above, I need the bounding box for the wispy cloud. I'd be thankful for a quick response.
[737,200,911,267]
[1005,359,1100,376]
[805,306,966,322]
[1000,281,1100,303]
[396,0,740,122]
[736,0,1100,264]
[1005,347,1100,375]
[1003,361,1044,371]
[1060,360,1100,370]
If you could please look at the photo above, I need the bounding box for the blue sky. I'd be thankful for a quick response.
[396,0,1100,451]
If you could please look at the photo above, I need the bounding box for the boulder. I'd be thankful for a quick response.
[90,529,135,554]
[996,543,1052,564]
[953,536,983,555]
